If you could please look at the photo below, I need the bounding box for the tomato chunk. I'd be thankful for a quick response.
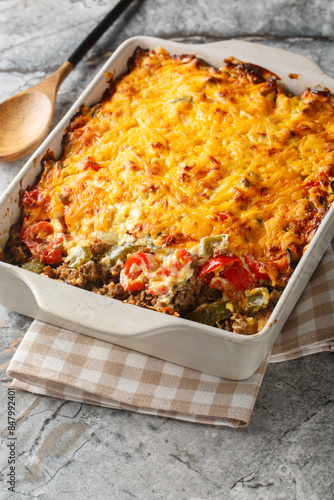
[199,254,254,290]
[304,171,330,189]
[245,255,270,280]
[82,157,103,172]
[223,265,254,290]
[158,248,192,277]
[20,221,63,265]
[120,252,158,291]
[21,187,44,208]
[199,255,241,277]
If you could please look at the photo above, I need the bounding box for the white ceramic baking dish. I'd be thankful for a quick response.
[1,36,334,380]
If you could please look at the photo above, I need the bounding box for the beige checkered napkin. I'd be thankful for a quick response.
[7,247,334,428]
[271,246,334,361]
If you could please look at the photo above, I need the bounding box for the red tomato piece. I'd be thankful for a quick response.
[20,220,52,245]
[21,187,44,208]
[304,171,330,189]
[20,221,63,264]
[37,244,63,265]
[120,252,158,291]
[121,254,144,280]
[222,265,255,290]
[158,248,192,277]
[245,255,270,280]
[121,279,145,292]
[200,255,254,291]
[82,157,103,172]
[199,255,241,277]
[211,211,235,222]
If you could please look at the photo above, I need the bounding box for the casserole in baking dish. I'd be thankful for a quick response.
[0,37,334,379]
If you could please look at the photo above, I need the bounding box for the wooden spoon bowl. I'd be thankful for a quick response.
[0,92,52,158]
[0,63,72,162]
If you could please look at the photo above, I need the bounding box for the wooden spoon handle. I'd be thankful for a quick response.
[67,0,137,67]
[38,62,74,98]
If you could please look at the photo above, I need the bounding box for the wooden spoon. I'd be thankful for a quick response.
[0,0,136,162]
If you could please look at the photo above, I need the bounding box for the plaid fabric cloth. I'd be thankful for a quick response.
[7,247,334,428]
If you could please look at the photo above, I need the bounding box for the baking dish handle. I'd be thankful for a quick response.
[9,266,184,339]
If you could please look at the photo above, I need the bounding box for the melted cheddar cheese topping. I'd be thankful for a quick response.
[21,48,334,285]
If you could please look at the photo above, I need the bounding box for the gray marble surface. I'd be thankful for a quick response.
[0,0,333,499]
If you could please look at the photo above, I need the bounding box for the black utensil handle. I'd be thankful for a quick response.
[67,0,136,67]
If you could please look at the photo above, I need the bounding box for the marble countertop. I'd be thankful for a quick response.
[0,1,333,499]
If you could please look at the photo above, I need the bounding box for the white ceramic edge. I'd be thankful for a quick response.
[0,36,334,378]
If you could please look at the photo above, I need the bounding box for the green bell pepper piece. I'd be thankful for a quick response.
[22,259,45,274]
[198,234,228,257]
[245,287,270,312]
[102,242,139,266]
[185,299,236,326]
[68,246,92,269]
[169,96,193,104]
